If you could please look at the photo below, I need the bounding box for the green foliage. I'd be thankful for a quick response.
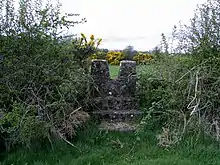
[1,102,49,148]
[71,33,102,73]
[122,45,137,60]
[137,56,199,141]
[90,49,107,60]
[138,54,220,146]
[174,0,220,59]
[160,33,169,54]
[136,0,220,146]
[0,0,91,149]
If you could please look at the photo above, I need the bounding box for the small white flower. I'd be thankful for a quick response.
[131,115,134,118]
[109,91,112,95]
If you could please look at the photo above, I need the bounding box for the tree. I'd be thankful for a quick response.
[160,33,169,54]
[174,0,220,59]
[123,45,137,60]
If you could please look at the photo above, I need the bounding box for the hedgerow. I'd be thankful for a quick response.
[0,0,95,150]
[137,0,220,147]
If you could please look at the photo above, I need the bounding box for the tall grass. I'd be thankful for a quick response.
[1,124,220,165]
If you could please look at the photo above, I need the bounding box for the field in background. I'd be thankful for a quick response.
[109,64,155,79]
[109,65,120,79]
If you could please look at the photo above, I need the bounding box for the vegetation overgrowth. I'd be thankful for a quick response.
[0,0,220,164]
[1,125,220,165]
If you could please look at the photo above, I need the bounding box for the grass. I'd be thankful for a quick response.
[109,63,156,79]
[1,125,220,165]
[109,65,120,79]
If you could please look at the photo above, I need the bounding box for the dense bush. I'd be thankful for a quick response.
[172,0,220,139]
[105,51,125,65]
[138,0,220,146]
[0,0,94,150]
[90,49,107,60]
[72,33,102,73]
[89,50,125,65]
[90,47,154,65]
[133,53,154,64]
[174,0,220,60]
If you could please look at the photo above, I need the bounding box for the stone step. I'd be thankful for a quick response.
[92,97,139,110]
[92,110,143,115]
[91,110,143,122]
[93,96,138,101]
[98,121,138,132]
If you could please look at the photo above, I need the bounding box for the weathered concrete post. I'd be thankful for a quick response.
[90,59,143,131]
[118,60,137,97]
[90,59,110,97]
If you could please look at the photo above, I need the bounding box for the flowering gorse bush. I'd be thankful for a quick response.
[90,50,125,65]
[106,51,125,65]
[71,33,102,72]
[90,51,154,65]
[89,51,106,60]
[79,33,102,49]
[133,53,154,64]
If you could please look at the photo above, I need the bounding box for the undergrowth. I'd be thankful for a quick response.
[1,124,220,165]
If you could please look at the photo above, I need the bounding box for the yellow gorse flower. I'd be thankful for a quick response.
[90,34,95,40]
[106,51,125,65]
[133,53,153,64]
[79,33,102,48]
[76,33,104,62]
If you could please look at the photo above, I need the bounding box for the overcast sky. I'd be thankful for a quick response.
[60,0,207,51]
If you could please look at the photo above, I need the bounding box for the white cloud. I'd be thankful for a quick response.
[60,0,207,50]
